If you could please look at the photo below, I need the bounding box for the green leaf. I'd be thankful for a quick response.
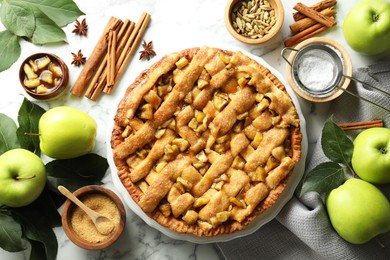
[11,209,57,260]
[0,0,35,37]
[19,0,85,27]
[31,7,67,44]
[0,113,20,154]
[0,212,25,252]
[0,0,83,71]
[0,30,21,72]
[16,98,46,154]
[19,187,62,228]
[46,153,108,192]
[321,116,354,164]
[28,239,47,260]
[300,161,346,196]
[11,188,61,259]
[46,189,67,210]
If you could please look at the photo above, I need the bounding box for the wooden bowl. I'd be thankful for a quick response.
[61,185,126,250]
[19,53,69,100]
[224,0,284,45]
[283,37,353,103]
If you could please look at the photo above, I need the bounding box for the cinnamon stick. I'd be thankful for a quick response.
[293,0,337,21]
[81,13,151,100]
[71,17,122,97]
[337,120,384,131]
[103,12,151,95]
[290,8,335,33]
[294,3,336,28]
[284,23,327,47]
[115,20,135,60]
[106,30,117,87]
[85,20,134,100]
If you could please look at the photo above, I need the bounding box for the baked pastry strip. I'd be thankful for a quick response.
[138,156,190,213]
[129,129,176,182]
[244,128,289,173]
[121,53,180,122]
[231,183,269,222]
[192,152,234,197]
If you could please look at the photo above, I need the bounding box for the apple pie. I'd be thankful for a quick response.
[111,46,302,236]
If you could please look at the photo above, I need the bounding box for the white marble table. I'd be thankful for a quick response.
[0,0,386,259]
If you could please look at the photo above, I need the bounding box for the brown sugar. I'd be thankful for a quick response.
[70,193,120,243]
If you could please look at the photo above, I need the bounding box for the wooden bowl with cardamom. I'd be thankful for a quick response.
[61,185,126,250]
[224,0,284,45]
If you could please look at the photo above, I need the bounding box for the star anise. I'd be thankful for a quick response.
[139,40,156,61]
[72,18,88,36]
[71,50,87,66]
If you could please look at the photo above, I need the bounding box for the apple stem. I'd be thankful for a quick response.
[372,14,379,23]
[346,164,357,178]
[24,132,41,136]
[379,147,387,155]
[15,175,36,180]
[375,237,385,248]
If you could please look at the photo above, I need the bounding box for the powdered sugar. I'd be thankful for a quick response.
[297,49,337,92]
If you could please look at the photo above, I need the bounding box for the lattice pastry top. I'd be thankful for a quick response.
[111,46,302,236]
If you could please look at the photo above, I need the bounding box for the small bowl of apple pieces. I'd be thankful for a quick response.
[19,53,69,100]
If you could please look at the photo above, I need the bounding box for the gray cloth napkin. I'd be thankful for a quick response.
[216,62,390,259]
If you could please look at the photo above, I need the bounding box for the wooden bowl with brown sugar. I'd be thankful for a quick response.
[224,0,284,45]
[61,185,126,250]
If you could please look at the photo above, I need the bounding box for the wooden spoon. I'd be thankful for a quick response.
[58,185,115,235]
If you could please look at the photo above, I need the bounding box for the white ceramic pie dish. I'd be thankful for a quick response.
[107,46,308,244]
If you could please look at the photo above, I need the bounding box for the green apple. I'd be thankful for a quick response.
[351,127,390,184]
[39,106,97,159]
[326,178,390,244]
[343,0,390,55]
[0,149,46,207]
